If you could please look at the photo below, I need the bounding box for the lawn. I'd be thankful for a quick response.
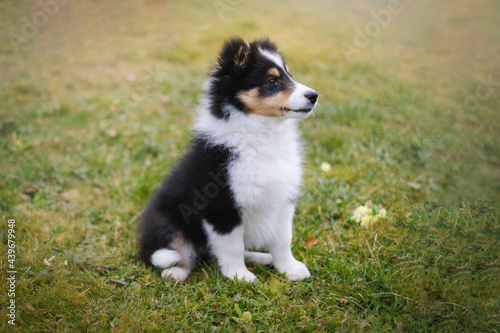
[1,0,499,331]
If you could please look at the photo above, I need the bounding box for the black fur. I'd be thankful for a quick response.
[139,135,240,266]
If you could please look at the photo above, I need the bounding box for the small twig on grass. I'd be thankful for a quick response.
[89,263,116,270]
[110,279,128,288]
[365,239,376,258]
[374,293,469,311]
[442,302,469,311]
[372,292,421,305]
[77,288,90,297]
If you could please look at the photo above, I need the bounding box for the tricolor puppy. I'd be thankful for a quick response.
[139,36,318,282]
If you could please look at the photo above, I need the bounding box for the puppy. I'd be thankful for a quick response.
[139,36,318,282]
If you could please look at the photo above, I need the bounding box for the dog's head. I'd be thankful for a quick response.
[207,36,318,119]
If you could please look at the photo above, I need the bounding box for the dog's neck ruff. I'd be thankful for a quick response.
[193,102,300,149]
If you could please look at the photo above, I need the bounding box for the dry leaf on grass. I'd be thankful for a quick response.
[305,237,319,247]
[43,256,56,266]
[336,297,349,304]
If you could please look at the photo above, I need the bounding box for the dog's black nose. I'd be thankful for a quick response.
[305,91,318,104]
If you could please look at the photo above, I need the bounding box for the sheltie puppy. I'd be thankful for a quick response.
[139,36,318,282]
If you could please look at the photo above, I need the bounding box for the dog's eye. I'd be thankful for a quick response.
[267,78,279,86]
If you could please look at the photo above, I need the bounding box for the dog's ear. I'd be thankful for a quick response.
[216,36,250,75]
[234,42,250,70]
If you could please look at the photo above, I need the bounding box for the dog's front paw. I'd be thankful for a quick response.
[223,267,257,282]
[277,260,311,281]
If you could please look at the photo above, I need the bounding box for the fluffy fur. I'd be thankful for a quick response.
[139,36,318,282]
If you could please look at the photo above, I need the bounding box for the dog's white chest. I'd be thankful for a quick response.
[228,120,302,209]
[226,120,302,248]
[193,111,304,211]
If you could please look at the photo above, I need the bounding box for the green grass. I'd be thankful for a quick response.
[1,0,499,331]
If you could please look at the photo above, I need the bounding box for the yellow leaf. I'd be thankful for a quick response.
[241,311,252,322]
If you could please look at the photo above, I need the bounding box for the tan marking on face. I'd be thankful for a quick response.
[238,87,293,117]
[268,67,280,78]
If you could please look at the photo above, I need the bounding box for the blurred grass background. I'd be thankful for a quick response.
[0,0,499,331]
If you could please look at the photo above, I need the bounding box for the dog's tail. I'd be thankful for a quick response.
[150,248,182,268]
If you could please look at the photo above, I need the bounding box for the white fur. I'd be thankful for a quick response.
[259,48,285,70]
[269,204,311,280]
[162,266,190,282]
[151,249,181,268]
[286,81,317,114]
[244,251,273,266]
[203,221,257,282]
[194,103,311,281]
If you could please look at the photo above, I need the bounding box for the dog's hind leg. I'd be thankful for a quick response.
[160,232,197,282]
[244,251,273,266]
